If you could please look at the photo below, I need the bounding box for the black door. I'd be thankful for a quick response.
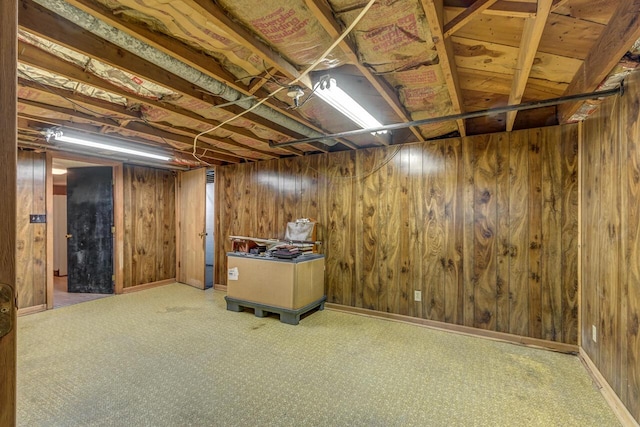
[67,167,114,294]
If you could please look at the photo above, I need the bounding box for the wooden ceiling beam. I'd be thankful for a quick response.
[16,117,224,165]
[17,68,281,162]
[57,0,335,155]
[558,0,640,123]
[17,41,287,157]
[185,0,309,86]
[505,0,553,131]
[17,98,248,163]
[17,112,238,164]
[18,0,315,155]
[444,0,500,38]
[305,0,424,144]
[420,0,466,136]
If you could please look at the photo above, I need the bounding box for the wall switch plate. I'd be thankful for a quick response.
[414,290,422,302]
[29,214,46,223]
[592,325,597,342]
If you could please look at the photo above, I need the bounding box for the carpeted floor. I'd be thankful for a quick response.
[17,283,620,426]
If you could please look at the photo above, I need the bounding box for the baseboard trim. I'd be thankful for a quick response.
[325,303,578,354]
[121,278,175,294]
[17,304,46,316]
[213,284,227,292]
[579,348,639,427]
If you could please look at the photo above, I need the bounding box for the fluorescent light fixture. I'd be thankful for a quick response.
[51,131,171,161]
[52,168,67,175]
[314,77,386,133]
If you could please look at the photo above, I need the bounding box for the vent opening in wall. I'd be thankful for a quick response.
[206,169,215,184]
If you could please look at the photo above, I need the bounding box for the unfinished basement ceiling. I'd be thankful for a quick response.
[16,0,640,167]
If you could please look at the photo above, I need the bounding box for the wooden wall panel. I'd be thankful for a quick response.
[580,71,640,424]
[473,134,497,330]
[541,126,563,342]
[444,138,464,325]
[508,130,529,336]
[123,165,176,288]
[216,125,579,345]
[16,150,47,309]
[528,129,543,339]
[561,125,579,345]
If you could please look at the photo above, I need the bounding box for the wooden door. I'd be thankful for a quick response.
[0,0,17,423]
[177,168,206,289]
[66,167,114,293]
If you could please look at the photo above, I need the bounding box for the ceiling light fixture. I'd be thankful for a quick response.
[314,77,387,134]
[48,130,172,161]
[52,168,67,175]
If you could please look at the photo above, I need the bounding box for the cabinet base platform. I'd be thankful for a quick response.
[224,295,327,325]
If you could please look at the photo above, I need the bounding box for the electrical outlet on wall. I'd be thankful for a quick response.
[414,290,422,302]
[592,325,597,342]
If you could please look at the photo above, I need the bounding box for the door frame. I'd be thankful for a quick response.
[46,152,124,309]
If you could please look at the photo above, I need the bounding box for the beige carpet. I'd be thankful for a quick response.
[17,283,620,426]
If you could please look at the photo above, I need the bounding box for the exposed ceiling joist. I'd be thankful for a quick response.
[304,0,424,144]
[17,97,250,163]
[19,0,315,156]
[17,44,288,159]
[17,116,224,165]
[506,0,554,131]
[444,0,500,38]
[558,0,640,122]
[421,0,466,136]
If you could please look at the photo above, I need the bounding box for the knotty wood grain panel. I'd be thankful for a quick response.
[541,126,563,342]
[495,132,510,333]
[215,126,579,346]
[254,160,277,239]
[528,128,543,339]
[561,125,579,345]
[408,144,425,318]
[598,99,621,392]
[329,151,357,306]
[624,73,640,421]
[123,165,176,288]
[444,138,464,325]
[508,130,529,337]
[581,115,600,359]
[473,134,497,330]
[398,147,413,317]
[383,148,401,313]
[16,151,46,309]
[423,142,445,321]
[462,136,475,327]
[580,72,640,424]
[359,148,382,311]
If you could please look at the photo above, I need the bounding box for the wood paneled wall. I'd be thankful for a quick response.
[16,150,47,309]
[216,125,579,344]
[581,72,640,423]
[123,165,176,288]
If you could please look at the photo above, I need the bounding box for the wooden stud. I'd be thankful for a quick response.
[506,0,553,131]
[558,0,640,123]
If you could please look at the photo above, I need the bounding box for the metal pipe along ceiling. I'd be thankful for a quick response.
[34,0,327,140]
[269,86,624,148]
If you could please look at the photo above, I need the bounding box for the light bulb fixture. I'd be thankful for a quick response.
[48,130,172,161]
[52,168,67,175]
[314,77,387,133]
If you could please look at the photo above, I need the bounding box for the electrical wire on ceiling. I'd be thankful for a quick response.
[189,0,378,165]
